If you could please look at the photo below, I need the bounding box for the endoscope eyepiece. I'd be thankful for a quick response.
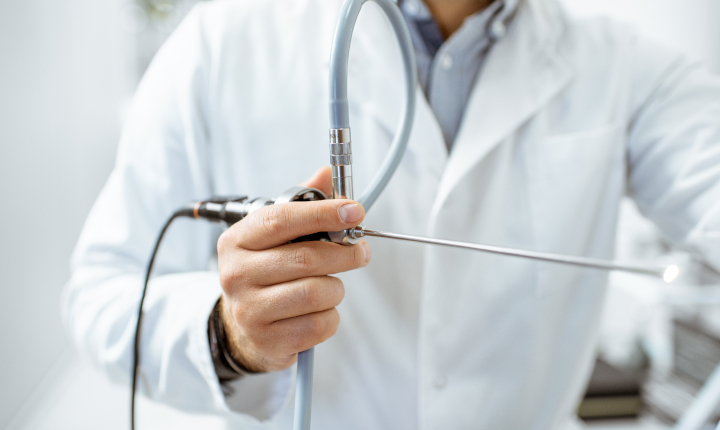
[182,188,332,228]
[180,196,253,225]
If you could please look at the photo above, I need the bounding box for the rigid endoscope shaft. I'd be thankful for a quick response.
[354,227,679,282]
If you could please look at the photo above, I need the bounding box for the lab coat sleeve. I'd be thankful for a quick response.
[61,5,293,421]
[627,37,720,271]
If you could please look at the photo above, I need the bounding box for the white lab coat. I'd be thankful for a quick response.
[63,0,720,428]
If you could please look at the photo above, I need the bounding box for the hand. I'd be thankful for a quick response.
[216,167,372,372]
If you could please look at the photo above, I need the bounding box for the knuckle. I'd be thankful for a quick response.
[218,225,244,251]
[241,293,272,328]
[258,207,285,237]
[222,290,264,331]
[218,258,238,281]
[351,244,361,265]
[346,243,363,268]
[218,260,249,292]
[218,268,236,292]
[289,247,317,271]
[310,204,325,230]
[217,230,230,253]
[218,269,231,289]
[302,280,322,308]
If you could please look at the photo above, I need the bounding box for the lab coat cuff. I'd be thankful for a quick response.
[187,277,228,411]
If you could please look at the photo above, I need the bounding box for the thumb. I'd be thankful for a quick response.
[300,166,333,197]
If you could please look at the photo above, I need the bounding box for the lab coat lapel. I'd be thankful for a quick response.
[432,0,575,218]
[348,5,448,181]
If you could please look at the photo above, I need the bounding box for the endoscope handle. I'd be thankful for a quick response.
[187,188,335,244]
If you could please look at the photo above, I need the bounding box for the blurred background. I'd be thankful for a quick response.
[0,0,719,429]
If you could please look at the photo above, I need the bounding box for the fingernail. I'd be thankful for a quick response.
[361,241,372,264]
[338,203,363,223]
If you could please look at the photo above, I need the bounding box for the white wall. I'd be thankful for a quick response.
[0,0,131,427]
[710,0,720,73]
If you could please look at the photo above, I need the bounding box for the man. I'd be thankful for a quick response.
[63,0,720,428]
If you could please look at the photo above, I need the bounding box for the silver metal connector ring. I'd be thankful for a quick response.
[329,128,351,144]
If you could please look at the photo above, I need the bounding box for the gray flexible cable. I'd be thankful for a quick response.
[328,0,418,210]
[292,348,314,430]
[293,1,417,430]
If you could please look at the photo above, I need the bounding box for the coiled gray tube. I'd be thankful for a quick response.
[328,0,417,210]
[293,1,417,430]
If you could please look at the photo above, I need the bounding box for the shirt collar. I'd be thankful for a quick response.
[400,0,520,45]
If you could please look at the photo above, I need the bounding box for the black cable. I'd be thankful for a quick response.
[128,194,291,429]
[131,207,192,430]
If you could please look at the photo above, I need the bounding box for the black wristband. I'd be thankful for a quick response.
[207,298,256,382]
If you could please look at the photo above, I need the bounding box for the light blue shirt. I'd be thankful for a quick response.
[400,0,519,149]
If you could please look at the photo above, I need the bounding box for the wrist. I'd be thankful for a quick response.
[207,297,258,382]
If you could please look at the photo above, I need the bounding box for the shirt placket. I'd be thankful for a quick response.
[400,0,511,150]
[427,3,504,149]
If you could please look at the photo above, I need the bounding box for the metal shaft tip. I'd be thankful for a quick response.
[663,265,680,283]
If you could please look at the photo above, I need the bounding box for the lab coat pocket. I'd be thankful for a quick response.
[526,124,625,297]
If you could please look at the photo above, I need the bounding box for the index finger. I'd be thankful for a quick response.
[227,199,365,250]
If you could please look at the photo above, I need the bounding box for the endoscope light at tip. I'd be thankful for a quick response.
[663,265,680,283]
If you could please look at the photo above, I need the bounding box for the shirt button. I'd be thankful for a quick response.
[491,20,507,39]
[432,375,447,390]
[440,54,453,70]
[403,0,420,15]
